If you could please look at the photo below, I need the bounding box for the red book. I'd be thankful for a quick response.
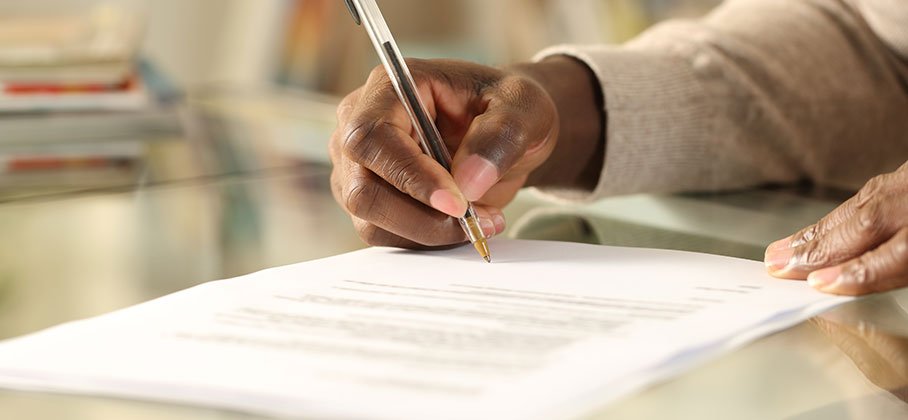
[4,77,134,95]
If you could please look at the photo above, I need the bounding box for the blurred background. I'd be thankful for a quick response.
[0,0,722,197]
[0,0,723,91]
[0,0,722,200]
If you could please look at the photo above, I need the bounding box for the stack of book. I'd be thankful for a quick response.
[0,6,146,112]
[0,6,183,193]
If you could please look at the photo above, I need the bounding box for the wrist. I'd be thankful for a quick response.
[510,56,605,191]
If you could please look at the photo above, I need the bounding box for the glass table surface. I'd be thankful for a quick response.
[0,90,905,420]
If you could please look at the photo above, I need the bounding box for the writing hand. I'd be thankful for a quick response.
[330,57,603,248]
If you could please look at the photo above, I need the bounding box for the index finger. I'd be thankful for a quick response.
[341,67,468,218]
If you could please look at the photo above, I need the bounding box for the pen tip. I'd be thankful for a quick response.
[483,255,492,263]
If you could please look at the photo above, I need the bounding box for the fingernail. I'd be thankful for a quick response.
[493,214,506,234]
[808,266,841,290]
[429,189,467,217]
[765,247,794,272]
[480,218,496,238]
[454,155,499,202]
[767,236,793,252]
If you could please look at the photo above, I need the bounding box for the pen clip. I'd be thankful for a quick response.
[343,0,361,25]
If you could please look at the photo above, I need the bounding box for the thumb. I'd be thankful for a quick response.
[451,77,556,202]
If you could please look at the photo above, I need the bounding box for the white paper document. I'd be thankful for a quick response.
[0,240,850,419]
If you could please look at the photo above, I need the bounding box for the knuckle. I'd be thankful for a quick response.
[343,178,380,218]
[857,174,890,206]
[385,154,423,195]
[336,92,358,120]
[842,229,908,294]
[895,228,908,257]
[342,119,381,163]
[367,64,388,82]
[366,67,396,93]
[791,224,819,247]
[847,257,871,289]
[856,199,888,237]
[798,240,832,267]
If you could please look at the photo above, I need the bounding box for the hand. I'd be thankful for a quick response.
[329,57,604,248]
[765,162,908,295]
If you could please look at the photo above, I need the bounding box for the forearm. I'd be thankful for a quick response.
[531,0,908,200]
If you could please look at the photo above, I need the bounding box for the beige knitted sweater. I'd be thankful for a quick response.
[538,0,908,200]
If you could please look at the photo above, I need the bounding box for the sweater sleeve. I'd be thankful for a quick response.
[533,0,908,202]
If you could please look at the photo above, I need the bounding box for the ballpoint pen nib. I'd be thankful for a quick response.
[473,239,492,263]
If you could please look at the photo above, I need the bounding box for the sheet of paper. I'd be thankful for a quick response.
[0,240,850,419]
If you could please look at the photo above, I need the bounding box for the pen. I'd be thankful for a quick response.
[343,0,492,263]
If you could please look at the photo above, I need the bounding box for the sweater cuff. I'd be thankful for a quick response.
[530,43,714,202]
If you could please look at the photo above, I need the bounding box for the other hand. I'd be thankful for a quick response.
[765,162,908,295]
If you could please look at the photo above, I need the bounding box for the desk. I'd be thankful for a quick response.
[0,90,906,419]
